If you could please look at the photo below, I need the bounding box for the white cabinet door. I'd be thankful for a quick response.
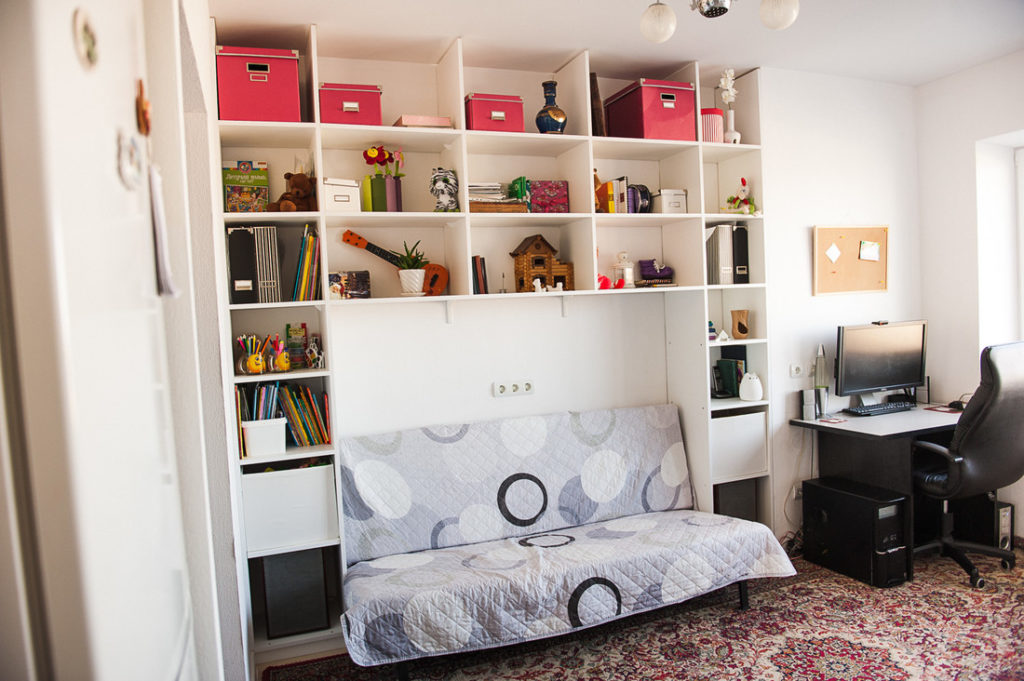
[0,1,197,679]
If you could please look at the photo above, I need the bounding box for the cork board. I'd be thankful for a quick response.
[813,225,888,295]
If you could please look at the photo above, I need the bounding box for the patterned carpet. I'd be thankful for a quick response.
[262,549,1024,681]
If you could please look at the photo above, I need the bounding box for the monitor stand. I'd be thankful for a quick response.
[855,392,884,408]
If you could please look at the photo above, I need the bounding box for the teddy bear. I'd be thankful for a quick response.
[268,172,317,212]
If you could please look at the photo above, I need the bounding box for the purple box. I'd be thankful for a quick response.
[529,180,569,213]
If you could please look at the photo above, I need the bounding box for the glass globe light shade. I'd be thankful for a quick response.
[760,0,799,30]
[640,2,677,43]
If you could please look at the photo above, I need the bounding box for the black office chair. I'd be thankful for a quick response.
[912,341,1024,588]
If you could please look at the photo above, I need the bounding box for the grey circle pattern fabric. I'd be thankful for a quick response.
[338,404,693,565]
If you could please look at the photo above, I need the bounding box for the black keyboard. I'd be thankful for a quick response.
[842,402,915,417]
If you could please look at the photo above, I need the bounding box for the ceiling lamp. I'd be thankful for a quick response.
[640,1,678,43]
[691,0,731,18]
[759,0,799,29]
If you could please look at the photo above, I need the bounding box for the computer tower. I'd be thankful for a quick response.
[803,477,908,588]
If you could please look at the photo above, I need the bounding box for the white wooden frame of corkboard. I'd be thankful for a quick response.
[813,225,888,295]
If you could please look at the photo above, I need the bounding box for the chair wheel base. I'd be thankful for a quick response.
[1001,558,1014,570]
[970,572,986,589]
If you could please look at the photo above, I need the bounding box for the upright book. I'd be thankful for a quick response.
[732,224,750,284]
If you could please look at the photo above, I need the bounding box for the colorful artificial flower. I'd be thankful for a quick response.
[362,145,405,177]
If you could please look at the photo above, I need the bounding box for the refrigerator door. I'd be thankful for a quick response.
[0,1,197,679]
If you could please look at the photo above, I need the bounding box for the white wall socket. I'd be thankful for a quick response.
[789,363,805,378]
[492,379,535,397]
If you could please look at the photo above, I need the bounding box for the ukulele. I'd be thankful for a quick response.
[341,229,449,296]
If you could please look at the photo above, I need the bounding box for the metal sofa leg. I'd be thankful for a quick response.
[737,580,749,610]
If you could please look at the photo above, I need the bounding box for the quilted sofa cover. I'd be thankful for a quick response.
[342,509,795,665]
[337,404,795,666]
[338,404,692,565]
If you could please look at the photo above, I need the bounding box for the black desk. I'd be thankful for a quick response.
[790,406,961,579]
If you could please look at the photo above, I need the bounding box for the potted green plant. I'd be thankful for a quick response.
[390,240,429,296]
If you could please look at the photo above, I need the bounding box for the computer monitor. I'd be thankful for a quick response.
[835,320,927,404]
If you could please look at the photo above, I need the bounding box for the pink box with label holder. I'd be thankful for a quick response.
[465,93,524,132]
[319,83,383,125]
[604,78,696,141]
[216,46,301,122]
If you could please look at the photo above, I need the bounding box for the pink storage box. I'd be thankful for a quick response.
[604,78,696,141]
[216,46,301,122]
[465,93,524,132]
[319,83,382,125]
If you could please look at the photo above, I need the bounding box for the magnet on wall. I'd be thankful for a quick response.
[72,8,98,69]
[117,130,143,190]
[136,80,152,136]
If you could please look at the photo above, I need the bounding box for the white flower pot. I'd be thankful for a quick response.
[398,268,425,296]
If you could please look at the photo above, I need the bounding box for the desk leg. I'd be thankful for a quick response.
[816,432,917,580]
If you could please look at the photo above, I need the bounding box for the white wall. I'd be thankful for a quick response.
[759,68,923,534]
[916,49,1024,522]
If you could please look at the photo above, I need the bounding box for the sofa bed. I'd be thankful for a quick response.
[337,403,795,674]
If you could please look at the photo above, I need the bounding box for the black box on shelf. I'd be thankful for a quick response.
[261,548,330,639]
[713,478,758,522]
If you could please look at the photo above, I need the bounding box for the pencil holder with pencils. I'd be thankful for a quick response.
[268,338,291,372]
[237,333,269,375]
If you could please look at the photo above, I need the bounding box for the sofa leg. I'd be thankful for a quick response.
[737,580,749,610]
[395,661,411,681]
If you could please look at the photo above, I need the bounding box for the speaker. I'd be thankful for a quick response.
[997,502,1014,550]
[803,477,907,588]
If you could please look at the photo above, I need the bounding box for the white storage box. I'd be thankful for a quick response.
[653,189,687,213]
[242,464,339,554]
[323,177,360,212]
[710,411,767,482]
[241,418,286,458]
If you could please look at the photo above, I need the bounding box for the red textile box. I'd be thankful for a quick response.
[465,93,524,132]
[604,79,696,141]
[319,83,382,125]
[216,46,301,122]
[529,180,569,213]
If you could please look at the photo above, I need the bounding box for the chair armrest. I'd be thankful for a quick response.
[912,440,963,465]
[912,440,963,497]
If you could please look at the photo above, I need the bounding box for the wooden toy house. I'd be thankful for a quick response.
[510,234,574,292]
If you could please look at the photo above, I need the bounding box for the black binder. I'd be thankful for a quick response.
[733,224,750,284]
[227,226,258,304]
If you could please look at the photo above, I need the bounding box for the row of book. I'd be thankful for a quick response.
[278,384,330,448]
[234,381,331,457]
[596,176,634,213]
[472,255,489,294]
[705,222,750,285]
[292,225,321,301]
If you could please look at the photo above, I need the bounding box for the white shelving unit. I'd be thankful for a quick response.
[208,19,771,676]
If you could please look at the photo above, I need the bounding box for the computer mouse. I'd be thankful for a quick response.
[948,400,965,411]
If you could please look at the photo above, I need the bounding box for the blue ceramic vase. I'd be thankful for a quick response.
[535,80,567,134]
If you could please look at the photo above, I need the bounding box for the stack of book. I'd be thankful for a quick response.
[468,181,527,212]
[704,222,750,285]
[292,224,321,301]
